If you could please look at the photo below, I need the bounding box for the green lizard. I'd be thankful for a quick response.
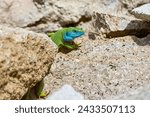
[35,79,46,98]
[35,27,85,98]
[48,27,85,49]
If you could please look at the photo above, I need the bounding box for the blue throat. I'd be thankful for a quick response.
[63,31,84,42]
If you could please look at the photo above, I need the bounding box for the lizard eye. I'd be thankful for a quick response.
[73,30,77,32]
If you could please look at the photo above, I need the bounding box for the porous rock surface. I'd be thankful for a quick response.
[0,0,42,27]
[0,25,57,99]
[114,83,150,100]
[48,34,150,100]
[30,0,129,32]
[93,12,150,38]
[0,0,127,33]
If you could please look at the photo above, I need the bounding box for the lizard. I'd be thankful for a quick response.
[48,27,85,49]
[35,27,85,98]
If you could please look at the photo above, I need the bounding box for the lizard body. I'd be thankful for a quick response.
[48,27,85,49]
[35,27,85,98]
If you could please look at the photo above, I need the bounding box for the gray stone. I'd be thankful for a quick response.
[49,34,150,99]
[93,12,150,37]
[31,0,128,33]
[113,83,150,100]
[0,25,57,99]
[46,84,84,100]
[0,0,128,33]
[120,0,150,10]
[0,0,43,27]
[131,3,150,21]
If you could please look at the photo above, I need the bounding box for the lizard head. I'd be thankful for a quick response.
[63,27,85,42]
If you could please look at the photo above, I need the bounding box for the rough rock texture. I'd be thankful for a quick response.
[131,3,150,21]
[114,83,150,100]
[46,84,84,100]
[29,0,128,33]
[120,0,150,10]
[0,0,128,33]
[93,12,150,38]
[0,25,57,100]
[0,0,43,27]
[48,34,150,100]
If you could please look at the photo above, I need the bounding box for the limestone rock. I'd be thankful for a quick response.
[0,25,57,100]
[30,0,127,33]
[120,0,150,10]
[49,34,150,99]
[131,3,150,21]
[46,84,84,100]
[0,0,43,27]
[0,0,127,33]
[27,0,93,32]
[93,12,150,38]
[114,83,150,100]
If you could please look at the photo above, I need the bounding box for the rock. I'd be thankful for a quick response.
[0,0,43,27]
[27,0,93,32]
[0,0,128,33]
[49,34,150,99]
[0,25,57,100]
[113,83,150,100]
[92,12,150,38]
[46,84,84,100]
[26,23,61,33]
[131,3,150,21]
[120,0,150,10]
[33,0,45,5]
[30,0,127,33]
